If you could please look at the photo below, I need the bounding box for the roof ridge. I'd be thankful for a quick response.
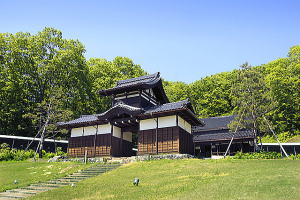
[117,72,159,86]
[201,115,235,120]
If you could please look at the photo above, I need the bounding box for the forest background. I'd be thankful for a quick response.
[0,28,299,142]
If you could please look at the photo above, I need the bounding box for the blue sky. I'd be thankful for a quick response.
[1,0,300,83]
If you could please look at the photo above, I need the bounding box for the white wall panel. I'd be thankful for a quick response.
[184,122,192,133]
[140,118,157,130]
[178,116,185,130]
[123,132,132,142]
[71,127,83,137]
[98,124,111,134]
[178,116,192,133]
[84,126,97,136]
[158,115,176,128]
[113,126,121,138]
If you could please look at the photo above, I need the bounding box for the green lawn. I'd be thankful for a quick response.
[0,160,92,192]
[28,159,300,200]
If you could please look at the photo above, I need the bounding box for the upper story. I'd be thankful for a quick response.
[99,72,169,108]
[58,72,204,136]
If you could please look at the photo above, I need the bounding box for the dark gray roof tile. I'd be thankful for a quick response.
[193,130,254,142]
[144,99,190,114]
[193,115,236,132]
[116,72,159,88]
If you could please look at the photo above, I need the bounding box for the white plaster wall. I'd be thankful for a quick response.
[178,116,185,130]
[184,122,192,134]
[113,126,121,138]
[158,115,176,128]
[98,124,111,134]
[140,118,157,130]
[178,116,192,133]
[123,132,132,142]
[71,127,83,137]
[84,126,97,136]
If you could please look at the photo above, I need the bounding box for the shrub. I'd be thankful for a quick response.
[0,143,66,161]
[233,151,282,159]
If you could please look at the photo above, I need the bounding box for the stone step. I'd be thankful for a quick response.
[0,192,31,198]
[47,181,73,185]
[0,197,24,200]
[6,189,38,195]
[55,179,80,183]
[82,169,110,172]
[79,171,103,174]
[0,164,122,200]
[30,184,63,188]
[26,186,52,191]
[62,177,87,180]
[69,174,93,178]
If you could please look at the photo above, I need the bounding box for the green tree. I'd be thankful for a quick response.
[0,28,92,137]
[163,81,189,102]
[189,72,234,117]
[88,57,146,113]
[264,46,300,135]
[229,63,274,148]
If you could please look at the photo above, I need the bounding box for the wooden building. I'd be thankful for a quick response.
[58,73,203,157]
[192,115,255,157]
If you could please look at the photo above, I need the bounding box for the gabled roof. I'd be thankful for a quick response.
[97,102,143,120]
[144,99,192,114]
[116,73,160,88]
[99,72,169,104]
[143,99,204,126]
[193,129,254,142]
[58,99,203,128]
[57,115,99,128]
[192,115,236,132]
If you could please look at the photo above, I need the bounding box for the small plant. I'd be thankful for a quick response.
[233,151,282,159]
[0,143,66,161]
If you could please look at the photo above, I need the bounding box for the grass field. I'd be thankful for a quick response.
[28,159,300,200]
[0,160,92,192]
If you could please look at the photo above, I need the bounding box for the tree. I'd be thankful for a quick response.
[189,72,234,117]
[0,28,92,137]
[163,81,189,102]
[24,87,72,157]
[88,57,146,113]
[229,63,274,149]
[264,46,300,135]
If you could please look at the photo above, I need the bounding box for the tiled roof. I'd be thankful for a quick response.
[58,102,143,127]
[99,72,169,104]
[58,99,204,127]
[97,102,143,120]
[116,72,160,88]
[192,115,236,132]
[193,129,254,142]
[144,99,190,114]
[57,115,98,127]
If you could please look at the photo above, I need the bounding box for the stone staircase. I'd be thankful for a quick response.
[0,163,121,200]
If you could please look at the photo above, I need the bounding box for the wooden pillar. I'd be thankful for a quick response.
[156,118,158,154]
[121,130,123,157]
[110,124,113,157]
[93,125,98,157]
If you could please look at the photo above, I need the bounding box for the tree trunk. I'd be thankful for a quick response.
[38,115,50,158]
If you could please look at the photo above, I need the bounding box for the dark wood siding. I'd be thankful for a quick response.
[138,126,180,155]
[68,134,111,157]
[111,136,134,157]
[179,127,194,155]
[68,134,134,157]
[138,126,194,155]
